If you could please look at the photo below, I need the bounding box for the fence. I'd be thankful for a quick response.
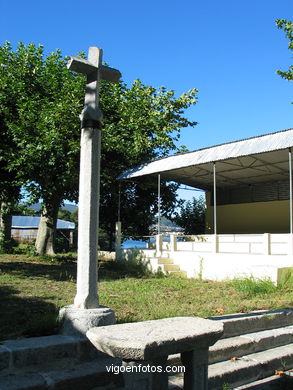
[141,233,293,256]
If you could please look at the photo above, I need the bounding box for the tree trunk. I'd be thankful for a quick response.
[0,202,12,252]
[35,201,60,256]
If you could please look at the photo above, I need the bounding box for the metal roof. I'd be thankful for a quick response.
[118,128,293,190]
[12,216,75,230]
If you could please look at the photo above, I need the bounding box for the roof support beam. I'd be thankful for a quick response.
[158,173,161,235]
[289,149,292,235]
[213,163,217,235]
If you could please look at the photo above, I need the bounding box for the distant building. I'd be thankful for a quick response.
[11,216,75,244]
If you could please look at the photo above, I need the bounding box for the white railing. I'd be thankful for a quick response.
[153,233,293,256]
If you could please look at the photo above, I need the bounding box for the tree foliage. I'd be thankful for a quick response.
[0,42,198,252]
[0,42,84,254]
[99,80,197,247]
[276,19,293,83]
[174,196,205,235]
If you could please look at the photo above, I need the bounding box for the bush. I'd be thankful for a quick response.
[228,276,277,297]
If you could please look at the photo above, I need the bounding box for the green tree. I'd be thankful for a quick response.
[99,79,197,248]
[174,196,205,235]
[0,42,198,253]
[276,19,293,83]
[0,42,84,254]
[0,54,22,252]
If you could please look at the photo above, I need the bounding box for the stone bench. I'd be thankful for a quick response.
[87,316,223,390]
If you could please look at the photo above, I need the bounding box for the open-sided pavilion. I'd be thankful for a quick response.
[118,128,293,284]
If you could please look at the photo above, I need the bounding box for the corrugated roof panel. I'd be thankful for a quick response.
[12,216,75,230]
[118,128,293,181]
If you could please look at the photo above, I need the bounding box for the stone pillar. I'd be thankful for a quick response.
[122,358,168,390]
[59,46,120,336]
[181,348,209,390]
[74,126,100,309]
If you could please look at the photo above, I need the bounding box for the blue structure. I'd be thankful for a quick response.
[11,216,75,242]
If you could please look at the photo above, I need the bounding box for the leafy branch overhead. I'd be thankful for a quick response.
[276,19,293,82]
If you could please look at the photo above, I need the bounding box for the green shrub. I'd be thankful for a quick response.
[13,242,36,256]
[228,276,277,297]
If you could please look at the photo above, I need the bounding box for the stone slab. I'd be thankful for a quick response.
[87,316,223,360]
[209,309,293,338]
[0,373,46,390]
[46,359,122,390]
[2,335,78,369]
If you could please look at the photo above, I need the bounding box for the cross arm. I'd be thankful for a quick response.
[68,56,121,83]
[67,56,97,75]
[100,65,121,83]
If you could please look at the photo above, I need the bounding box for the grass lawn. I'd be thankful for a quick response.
[0,253,292,341]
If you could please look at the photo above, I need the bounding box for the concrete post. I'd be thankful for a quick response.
[263,233,271,255]
[156,234,163,257]
[170,234,177,252]
[115,221,122,261]
[288,233,293,256]
[212,234,219,253]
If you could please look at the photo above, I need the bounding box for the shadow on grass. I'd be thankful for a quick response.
[0,261,77,282]
[0,286,59,341]
[0,258,157,282]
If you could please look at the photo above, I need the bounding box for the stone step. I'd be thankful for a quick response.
[209,325,293,364]
[169,344,293,390]
[1,310,292,389]
[0,334,101,372]
[164,264,181,271]
[0,356,122,390]
[167,270,187,278]
[208,344,293,389]
[1,310,291,372]
[169,325,293,366]
[209,309,293,338]
[234,374,293,389]
[157,257,174,265]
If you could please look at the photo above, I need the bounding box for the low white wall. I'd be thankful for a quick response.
[169,251,293,284]
[120,234,293,284]
[174,233,292,256]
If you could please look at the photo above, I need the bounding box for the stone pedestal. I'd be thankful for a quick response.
[59,305,115,338]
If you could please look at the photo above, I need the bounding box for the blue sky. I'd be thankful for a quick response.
[0,0,292,200]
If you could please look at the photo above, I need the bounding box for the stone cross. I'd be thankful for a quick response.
[68,47,121,309]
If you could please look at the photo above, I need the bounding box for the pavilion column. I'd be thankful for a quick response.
[115,183,122,260]
[213,163,218,253]
[289,148,293,255]
[158,173,161,235]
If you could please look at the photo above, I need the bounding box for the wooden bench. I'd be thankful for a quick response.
[87,316,223,390]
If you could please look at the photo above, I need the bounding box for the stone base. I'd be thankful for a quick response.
[59,305,116,338]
